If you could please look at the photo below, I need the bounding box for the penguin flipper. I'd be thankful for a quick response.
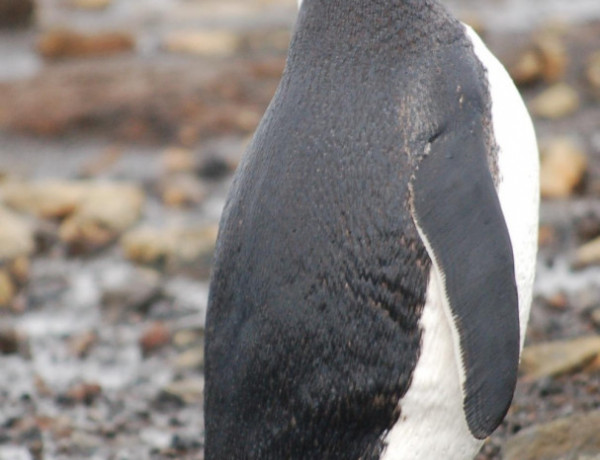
[409,125,520,439]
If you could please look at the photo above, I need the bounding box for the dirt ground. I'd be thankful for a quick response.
[0,1,599,459]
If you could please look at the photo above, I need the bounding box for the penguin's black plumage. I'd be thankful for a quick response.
[204,1,539,459]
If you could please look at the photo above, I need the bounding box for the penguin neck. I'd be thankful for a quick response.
[291,0,461,62]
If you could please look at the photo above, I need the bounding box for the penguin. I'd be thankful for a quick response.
[204,0,539,459]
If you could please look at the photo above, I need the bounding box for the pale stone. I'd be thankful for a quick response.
[510,50,544,86]
[121,225,218,266]
[539,138,587,198]
[1,180,88,219]
[520,336,600,380]
[160,174,207,208]
[162,147,195,174]
[530,83,580,119]
[535,32,568,83]
[162,378,204,404]
[0,206,34,261]
[59,183,145,248]
[164,30,240,57]
[174,346,204,370]
[574,236,600,268]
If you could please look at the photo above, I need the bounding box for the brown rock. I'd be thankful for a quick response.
[503,410,600,460]
[520,336,600,380]
[36,415,73,439]
[140,322,170,355]
[0,50,283,139]
[539,138,587,199]
[537,225,556,248]
[164,30,240,57]
[63,382,102,405]
[38,29,135,59]
[0,206,34,262]
[0,0,35,28]
[545,292,568,310]
[509,30,567,86]
[530,83,580,119]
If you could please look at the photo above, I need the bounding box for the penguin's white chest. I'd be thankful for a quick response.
[380,274,482,460]
[381,26,539,460]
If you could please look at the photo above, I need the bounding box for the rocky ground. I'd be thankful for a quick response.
[0,1,599,459]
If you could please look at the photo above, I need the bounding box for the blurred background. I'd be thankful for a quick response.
[0,0,599,459]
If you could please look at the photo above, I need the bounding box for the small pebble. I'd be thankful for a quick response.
[574,236,600,268]
[539,137,587,199]
[0,328,20,354]
[531,83,580,119]
[62,382,103,405]
[162,148,195,174]
[140,428,172,450]
[586,51,600,91]
[590,308,600,328]
[67,331,98,358]
[101,268,162,312]
[174,346,204,370]
[172,329,201,348]
[140,322,170,355]
[162,378,204,405]
[163,30,240,57]
[0,269,16,308]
